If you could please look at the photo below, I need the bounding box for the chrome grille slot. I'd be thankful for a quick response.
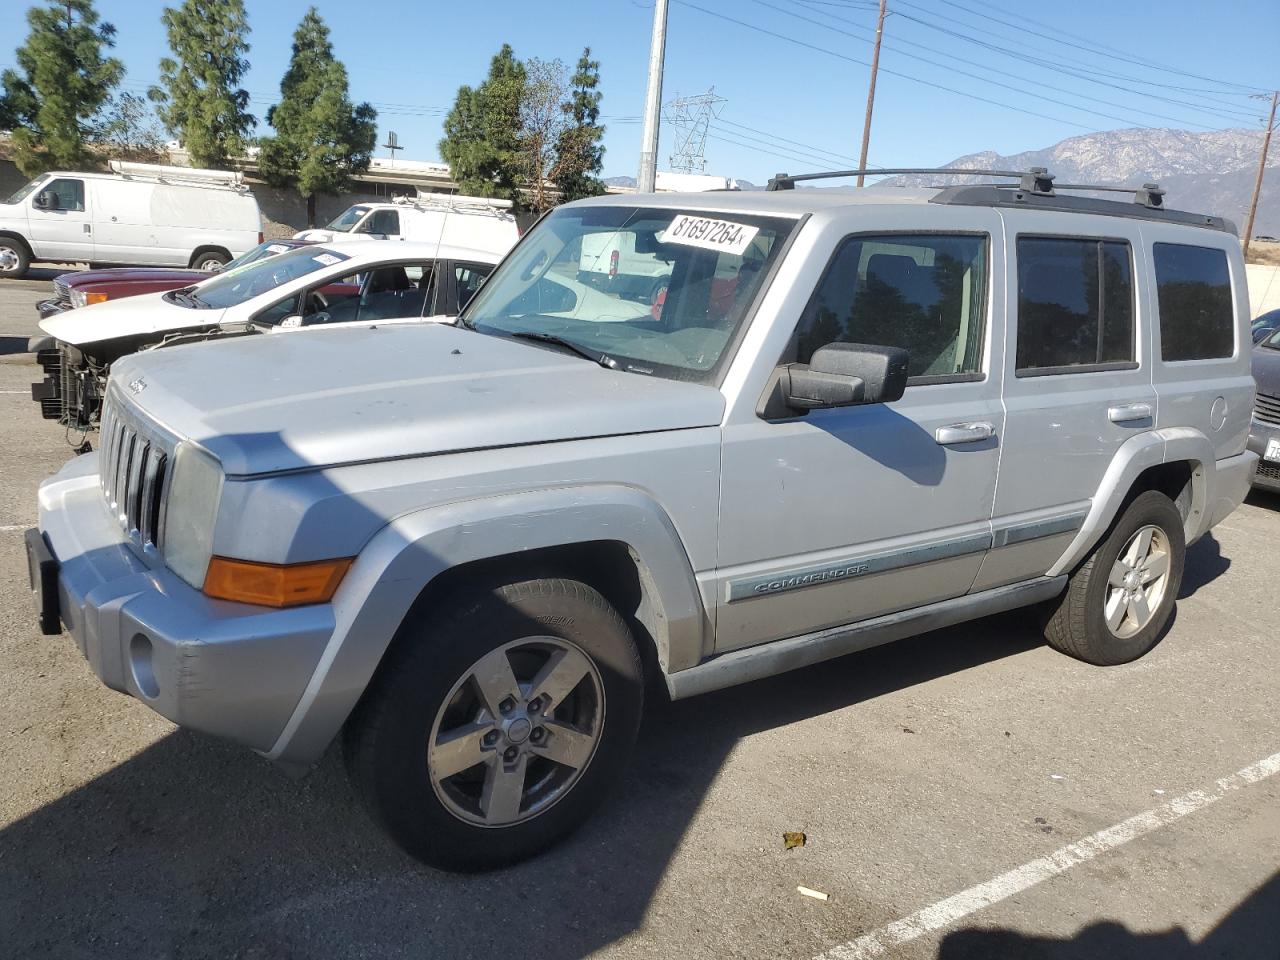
[95,393,176,549]
[1254,392,1280,427]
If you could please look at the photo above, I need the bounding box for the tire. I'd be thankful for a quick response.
[1043,490,1186,665]
[191,249,230,271]
[344,577,644,872]
[0,237,30,278]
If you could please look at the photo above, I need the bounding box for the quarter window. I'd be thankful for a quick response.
[794,234,988,380]
[1015,237,1134,374]
[1153,243,1233,361]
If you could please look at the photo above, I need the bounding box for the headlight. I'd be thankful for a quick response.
[163,442,224,588]
[70,288,86,309]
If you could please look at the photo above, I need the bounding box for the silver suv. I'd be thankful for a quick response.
[26,170,1258,870]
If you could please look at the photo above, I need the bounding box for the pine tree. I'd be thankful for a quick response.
[439,45,526,204]
[149,0,254,169]
[552,48,606,203]
[0,0,124,176]
[257,8,378,226]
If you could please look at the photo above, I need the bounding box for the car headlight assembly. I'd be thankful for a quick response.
[162,442,224,589]
[70,288,86,309]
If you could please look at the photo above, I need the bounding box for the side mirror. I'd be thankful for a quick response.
[783,342,909,411]
[33,191,52,210]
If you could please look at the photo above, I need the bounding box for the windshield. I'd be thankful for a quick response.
[181,246,350,309]
[220,240,299,272]
[4,176,47,206]
[326,206,371,233]
[461,205,796,382]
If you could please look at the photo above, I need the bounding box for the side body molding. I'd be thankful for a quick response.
[1047,427,1215,577]
[266,484,708,766]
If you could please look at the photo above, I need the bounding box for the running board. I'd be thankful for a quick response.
[665,576,1067,700]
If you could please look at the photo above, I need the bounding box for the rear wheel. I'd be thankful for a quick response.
[190,249,230,271]
[345,577,644,871]
[1043,490,1185,665]
[0,238,30,278]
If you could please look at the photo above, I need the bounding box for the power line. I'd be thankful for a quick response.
[763,0,1255,130]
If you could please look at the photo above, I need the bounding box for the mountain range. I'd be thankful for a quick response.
[612,127,1279,235]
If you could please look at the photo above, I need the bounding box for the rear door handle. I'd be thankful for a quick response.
[935,421,995,445]
[1108,402,1152,424]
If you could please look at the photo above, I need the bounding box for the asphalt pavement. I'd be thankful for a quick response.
[0,272,1277,959]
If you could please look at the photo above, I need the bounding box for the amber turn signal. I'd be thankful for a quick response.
[203,557,353,608]
[84,292,109,305]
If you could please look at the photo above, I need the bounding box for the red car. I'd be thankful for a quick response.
[34,238,314,319]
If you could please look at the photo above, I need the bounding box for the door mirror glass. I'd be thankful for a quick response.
[783,342,910,411]
[33,191,53,210]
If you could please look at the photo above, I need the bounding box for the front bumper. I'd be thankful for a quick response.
[33,454,335,755]
[1246,419,1280,491]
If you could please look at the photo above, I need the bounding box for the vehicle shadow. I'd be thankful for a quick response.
[0,335,30,356]
[936,870,1280,959]
[1179,534,1230,599]
[1245,487,1280,511]
[0,611,1045,959]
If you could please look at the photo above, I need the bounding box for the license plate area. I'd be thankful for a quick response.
[1266,437,1280,463]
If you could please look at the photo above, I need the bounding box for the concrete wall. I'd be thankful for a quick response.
[1247,264,1280,318]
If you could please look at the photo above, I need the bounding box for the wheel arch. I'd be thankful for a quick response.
[188,244,231,268]
[265,484,710,767]
[0,230,34,256]
[1048,429,1213,577]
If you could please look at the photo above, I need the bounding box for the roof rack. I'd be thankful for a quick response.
[767,167,1058,194]
[764,166,1229,232]
[392,194,514,216]
[107,160,247,192]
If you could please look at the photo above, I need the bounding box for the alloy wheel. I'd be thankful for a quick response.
[1104,524,1172,639]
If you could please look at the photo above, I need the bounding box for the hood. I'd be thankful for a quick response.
[62,267,210,288]
[39,291,225,347]
[111,323,725,476]
[294,229,335,242]
[1253,343,1280,396]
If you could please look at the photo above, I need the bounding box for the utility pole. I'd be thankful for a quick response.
[1243,90,1278,260]
[637,0,670,194]
[856,0,888,187]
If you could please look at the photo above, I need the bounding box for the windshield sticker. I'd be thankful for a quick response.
[312,253,344,266]
[661,215,760,256]
[266,244,290,254]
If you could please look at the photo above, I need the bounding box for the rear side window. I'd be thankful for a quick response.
[1016,237,1134,375]
[794,234,988,380]
[1153,243,1233,361]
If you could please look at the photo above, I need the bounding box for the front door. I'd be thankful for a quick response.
[27,177,94,263]
[716,222,1005,652]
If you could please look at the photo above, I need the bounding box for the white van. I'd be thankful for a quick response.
[295,194,518,261]
[0,161,262,279]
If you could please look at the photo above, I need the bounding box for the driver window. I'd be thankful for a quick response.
[360,209,400,236]
[40,179,85,212]
[791,233,989,381]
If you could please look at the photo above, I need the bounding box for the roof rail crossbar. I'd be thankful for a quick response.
[765,167,1057,194]
[1027,181,1166,209]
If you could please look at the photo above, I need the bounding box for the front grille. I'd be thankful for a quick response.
[1258,461,1280,486]
[52,276,71,306]
[1255,392,1280,426]
[98,398,172,548]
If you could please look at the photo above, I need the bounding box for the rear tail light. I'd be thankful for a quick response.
[609,249,619,278]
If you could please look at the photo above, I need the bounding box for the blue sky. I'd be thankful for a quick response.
[5,0,1279,183]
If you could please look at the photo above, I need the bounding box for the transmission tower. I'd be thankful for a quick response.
[663,88,727,174]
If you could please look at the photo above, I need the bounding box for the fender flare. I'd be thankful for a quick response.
[265,483,709,765]
[1047,428,1214,576]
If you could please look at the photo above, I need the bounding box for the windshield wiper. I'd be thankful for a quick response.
[508,331,618,369]
[167,289,204,309]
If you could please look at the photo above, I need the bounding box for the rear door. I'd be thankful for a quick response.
[980,212,1155,590]
[27,177,94,263]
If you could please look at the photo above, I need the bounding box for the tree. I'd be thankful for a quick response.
[95,92,166,162]
[149,0,254,169]
[439,45,526,204]
[257,8,377,226]
[552,48,606,203]
[0,0,124,176]
[517,58,568,214]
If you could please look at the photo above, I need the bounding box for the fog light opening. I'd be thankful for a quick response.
[130,633,159,699]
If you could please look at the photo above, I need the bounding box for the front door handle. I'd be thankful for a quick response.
[935,421,995,445]
[83,223,92,234]
[1108,402,1152,424]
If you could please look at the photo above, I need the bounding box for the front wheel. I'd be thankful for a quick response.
[1043,490,1186,665]
[0,238,30,278]
[344,577,644,871]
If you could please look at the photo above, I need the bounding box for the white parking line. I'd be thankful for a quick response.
[1,524,29,532]
[815,750,1280,960]
[0,390,31,394]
